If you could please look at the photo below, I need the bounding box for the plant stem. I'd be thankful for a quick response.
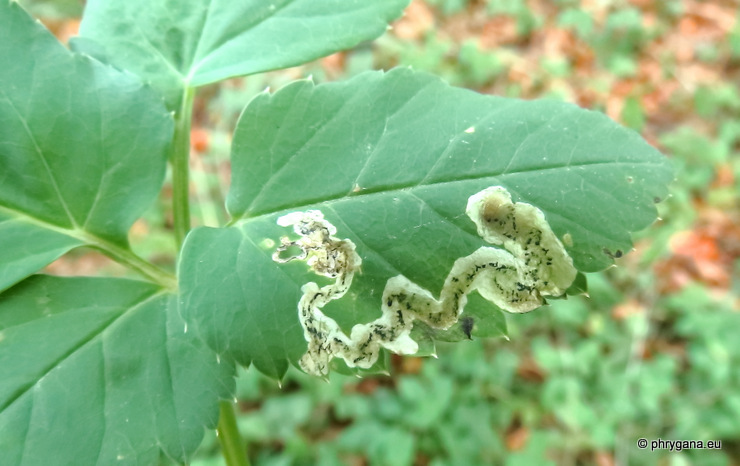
[217,400,249,466]
[82,232,177,290]
[0,204,177,289]
[172,86,195,250]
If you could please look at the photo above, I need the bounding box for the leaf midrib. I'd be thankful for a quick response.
[0,204,104,246]
[237,157,666,222]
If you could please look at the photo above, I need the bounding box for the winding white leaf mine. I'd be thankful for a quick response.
[274,187,576,377]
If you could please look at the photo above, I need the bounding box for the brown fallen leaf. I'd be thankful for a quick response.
[505,425,530,452]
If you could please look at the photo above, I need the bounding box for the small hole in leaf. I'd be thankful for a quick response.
[276,244,303,260]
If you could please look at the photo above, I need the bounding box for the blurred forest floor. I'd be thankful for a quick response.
[27,0,740,465]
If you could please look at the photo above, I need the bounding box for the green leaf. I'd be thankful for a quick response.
[0,212,83,292]
[180,68,673,377]
[565,271,588,296]
[411,292,508,352]
[0,2,173,291]
[0,276,234,465]
[77,0,410,108]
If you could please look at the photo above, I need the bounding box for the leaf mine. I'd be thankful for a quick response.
[274,186,577,377]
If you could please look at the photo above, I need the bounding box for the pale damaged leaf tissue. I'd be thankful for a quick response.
[274,186,577,376]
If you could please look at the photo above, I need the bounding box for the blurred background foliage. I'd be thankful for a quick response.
[25,0,740,464]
